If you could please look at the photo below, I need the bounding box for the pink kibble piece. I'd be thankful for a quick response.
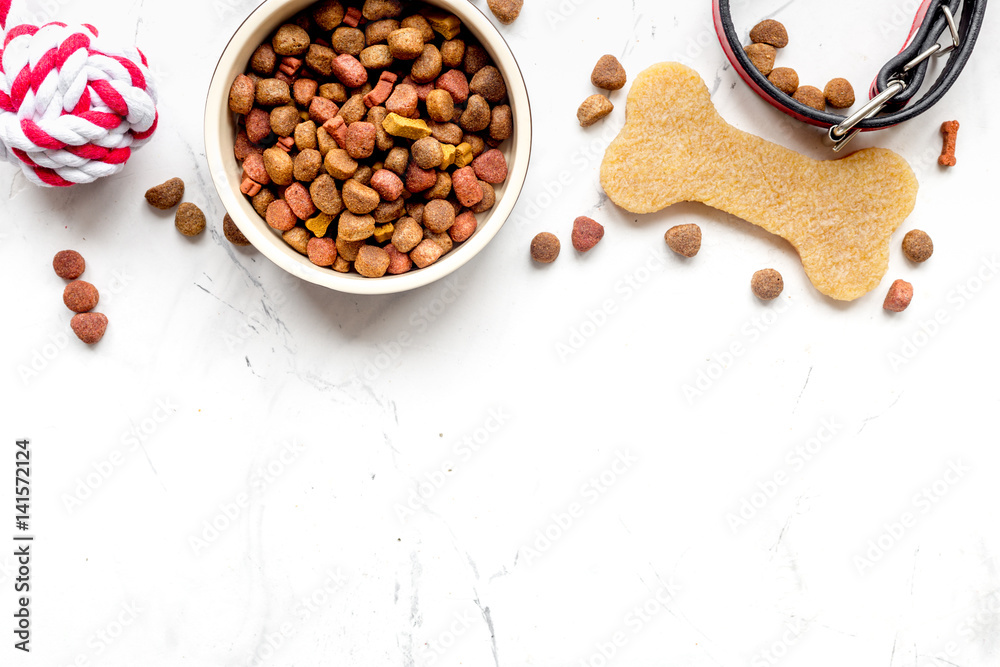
[471,149,508,184]
[242,152,270,184]
[572,216,605,252]
[370,169,405,201]
[405,162,437,193]
[435,70,469,104]
[332,53,368,88]
[385,244,413,274]
[246,108,271,143]
[452,166,483,207]
[364,71,398,108]
[323,116,349,148]
[307,237,338,266]
[883,279,913,312]
[309,96,340,124]
[385,84,419,117]
[402,75,435,101]
[345,121,377,159]
[284,182,317,220]
[449,211,478,243]
[265,200,298,231]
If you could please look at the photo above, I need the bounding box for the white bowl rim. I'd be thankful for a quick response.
[204,0,532,295]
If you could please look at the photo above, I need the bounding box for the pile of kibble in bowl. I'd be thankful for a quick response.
[227,0,513,278]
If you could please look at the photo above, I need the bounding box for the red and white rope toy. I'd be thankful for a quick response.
[0,0,157,186]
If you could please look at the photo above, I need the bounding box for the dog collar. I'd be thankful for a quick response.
[713,0,987,150]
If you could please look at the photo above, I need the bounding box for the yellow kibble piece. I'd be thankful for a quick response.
[382,112,432,139]
[454,142,473,168]
[305,212,334,237]
[374,223,395,244]
[420,8,462,39]
[440,143,456,169]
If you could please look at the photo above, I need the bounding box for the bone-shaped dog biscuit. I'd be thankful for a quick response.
[600,63,919,301]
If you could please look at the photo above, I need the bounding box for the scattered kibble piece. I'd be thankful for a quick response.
[175,202,207,236]
[749,19,788,48]
[768,67,798,95]
[530,232,560,263]
[824,78,855,109]
[751,268,783,300]
[664,224,701,258]
[572,216,605,252]
[70,312,108,344]
[223,213,252,246]
[577,94,613,127]
[939,120,959,167]
[591,55,627,91]
[902,230,933,263]
[63,280,100,313]
[145,177,185,210]
[744,43,776,76]
[52,250,85,279]
[487,0,522,24]
[883,278,913,312]
[792,85,825,112]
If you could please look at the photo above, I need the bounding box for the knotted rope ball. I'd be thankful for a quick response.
[0,0,158,186]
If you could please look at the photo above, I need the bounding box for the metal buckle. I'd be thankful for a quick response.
[826,5,959,152]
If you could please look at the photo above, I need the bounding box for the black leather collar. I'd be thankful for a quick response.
[713,0,987,145]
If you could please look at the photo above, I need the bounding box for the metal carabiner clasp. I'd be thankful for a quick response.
[826,5,959,152]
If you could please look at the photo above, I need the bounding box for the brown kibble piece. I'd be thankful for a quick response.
[489,104,512,142]
[410,238,444,268]
[440,39,465,68]
[768,67,798,95]
[256,78,292,106]
[744,43,776,76]
[426,89,455,122]
[313,0,346,30]
[283,227,311,255]
[229,74,255,115]
[402,14,435,42]
[572,217,605,252]
[665,223,701,257]
[793,85,825,111]
[460,94,491,132]
[53,250,86,279]
[411,44,443,83]
[251,43,278,75]
[487,0,523,23]
[392,217,424,252]
[363,0,403,21]
[342,179,381,215]
[577,94,613,127]
[332,26,365,56]
[355,244,391,277]
[591,55,627,91]
[70,312,108,344]
[411,136,444,169]
[470,181,496,213]
[470,66,506,103]
[270,105,300,136]
[64,280,99,312]
[223,213,252,246]
[883,279,913,312]
[388,28,425,60]
[338,211,376,241]
[902,230,933,263]
[530,232,560,263]
[273,24,311,56]
[324,148,359,179]
[264,147,295,185]
[145,177,185,210]
[939,120,959,167]
[749,19,788,48]
[824,78,855,109]
[463,44,489,76]
[175,202,207,236]
[751,268,784,300]
[423,199,456,233]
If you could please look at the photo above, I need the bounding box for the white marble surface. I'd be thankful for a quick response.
[3,0,1000,665]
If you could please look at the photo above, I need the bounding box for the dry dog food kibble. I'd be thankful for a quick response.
[70,312,108,344]
[577,94,613,127]
[939,120,959,167]
[744,43,776,76]
[53,250,86,279]
[572,216,604,252]
[530,232,560,264]
[750,19,788,48]
[175,202,207,236]
[228,0,514,278]
[63,280,100,313]
[768,67,798,95]
[223,213,253,246]
[824,78,855,109]
[792,85,825,112]
[902,229,933,262]
[145,177,185,210]
[591,55,627,91]
[883,278,913,312]
[751,269,783,300]
[665,223,701,258]
[487,0,522,24]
